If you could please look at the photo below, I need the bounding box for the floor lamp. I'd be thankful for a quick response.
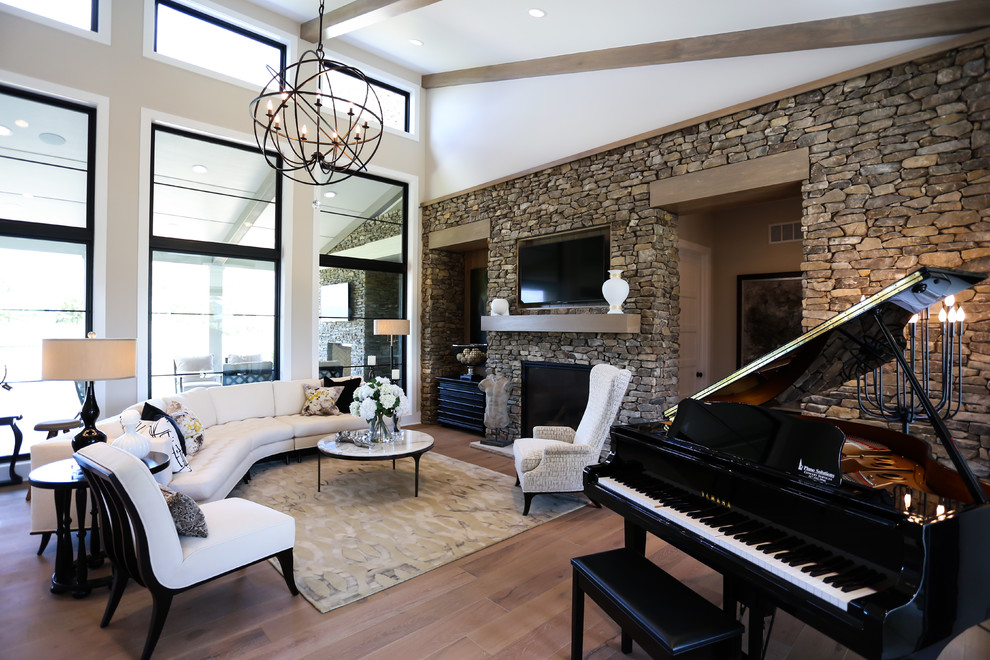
[42,334,137,452]
[373,319,410,383]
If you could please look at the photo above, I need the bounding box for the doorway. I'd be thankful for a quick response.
[677,240,711,400]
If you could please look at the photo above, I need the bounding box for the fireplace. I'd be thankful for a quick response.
[521,362,591,437]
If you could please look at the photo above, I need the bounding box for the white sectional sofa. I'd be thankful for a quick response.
[30,378,367,544]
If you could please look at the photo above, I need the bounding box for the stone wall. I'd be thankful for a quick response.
[421,37,990,474]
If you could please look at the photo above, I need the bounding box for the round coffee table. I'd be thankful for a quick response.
[317,429,435,497]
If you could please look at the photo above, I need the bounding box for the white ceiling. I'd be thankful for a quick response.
[245,0,955,75]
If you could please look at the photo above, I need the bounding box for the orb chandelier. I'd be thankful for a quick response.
[249,0,384,186]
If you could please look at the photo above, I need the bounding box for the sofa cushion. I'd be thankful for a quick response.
[209,381,275,424]
[165,388,218,429]
[167,432,251,501]
[203,417,293,452]
[272,379,320,416]
[279,413,367,439]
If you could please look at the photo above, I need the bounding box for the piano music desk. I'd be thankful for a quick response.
[571,548,743,659]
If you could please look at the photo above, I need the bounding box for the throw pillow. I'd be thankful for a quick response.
[301,384,344,416]
[322,376,361,411]
[158,484,208,537]
[165,400,205,455]
[150,416,191,473]
[140,402,167,421]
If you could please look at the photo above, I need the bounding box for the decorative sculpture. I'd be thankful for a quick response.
[479,373,511,446]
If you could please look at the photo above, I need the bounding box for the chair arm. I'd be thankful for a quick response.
[532,425,576,443]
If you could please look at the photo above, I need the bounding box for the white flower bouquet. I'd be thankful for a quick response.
[349,377,410,441]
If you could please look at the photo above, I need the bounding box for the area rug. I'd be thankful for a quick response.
[229,452,584,613]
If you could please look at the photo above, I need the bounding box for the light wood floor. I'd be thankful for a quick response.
[2,424,988,659]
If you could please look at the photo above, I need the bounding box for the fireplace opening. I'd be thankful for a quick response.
[521,361,591,437]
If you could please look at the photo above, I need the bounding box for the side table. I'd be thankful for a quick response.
[29,450,169,597]
[0,414,24,486]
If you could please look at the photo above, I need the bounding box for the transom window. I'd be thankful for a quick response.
[154,0,286,88]
[325,70,410,133]
[0,0,97,31]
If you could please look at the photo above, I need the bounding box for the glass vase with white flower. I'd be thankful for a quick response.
[349,377,410,443]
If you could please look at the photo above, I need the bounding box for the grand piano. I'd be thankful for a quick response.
[585,267,990,659]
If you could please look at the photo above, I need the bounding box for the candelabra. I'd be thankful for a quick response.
[856,295,965,433]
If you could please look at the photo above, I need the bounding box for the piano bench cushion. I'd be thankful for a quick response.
[572,548,743,658]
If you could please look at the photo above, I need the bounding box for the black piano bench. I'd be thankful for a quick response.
[571,549,743,659]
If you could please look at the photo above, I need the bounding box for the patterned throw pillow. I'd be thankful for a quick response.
[301,384,344,416]
[150,416,191,473]
[158,484,208,537]
[166,400,205,455]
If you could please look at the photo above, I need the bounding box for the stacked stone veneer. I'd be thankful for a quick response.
[319,267,402,370]
[422,38,990,474]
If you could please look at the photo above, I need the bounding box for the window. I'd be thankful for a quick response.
[1,0,97,31]
[317,172,407,386]
[149,125,281,397]
[154,0,285,88]
[325,70,410,133]
[0,84,95,456]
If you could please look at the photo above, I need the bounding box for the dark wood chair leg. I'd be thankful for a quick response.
[101,568,130,628]
[571,572,584,660]
[36,532,52,555]
[275,549,299,596]
[523,492,535,516]
[515,475,520,486]
[141,590,173,660]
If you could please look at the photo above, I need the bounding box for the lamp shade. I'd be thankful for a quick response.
[373,319,410,336]
[42,338,137,381]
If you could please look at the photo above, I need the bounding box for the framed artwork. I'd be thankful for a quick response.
[737,272,803,367]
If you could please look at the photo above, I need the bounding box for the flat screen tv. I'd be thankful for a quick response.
[517,227,609,307]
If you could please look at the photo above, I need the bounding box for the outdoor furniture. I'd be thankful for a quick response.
[172,354,221,392]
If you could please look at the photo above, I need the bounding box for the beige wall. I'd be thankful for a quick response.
[0,0,426,416]
[680,196,804,379]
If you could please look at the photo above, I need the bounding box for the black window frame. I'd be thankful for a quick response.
[335,69,412,134]
[153,0,287,81]
[1,0,99,32]
[148,124,283,395]
[319,170,409,381]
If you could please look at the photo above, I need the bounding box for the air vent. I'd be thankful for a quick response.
[769,221,802,244]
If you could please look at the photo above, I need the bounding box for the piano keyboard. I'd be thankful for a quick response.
[597,475,882,611]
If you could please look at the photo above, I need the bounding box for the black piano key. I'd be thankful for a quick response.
[824,566,869,587]
[756,536,802,554]
[686,506,724,519]
[805,558,853,578]
[785,547,830,566]
[841,571,885,592]
[718,519,757,533]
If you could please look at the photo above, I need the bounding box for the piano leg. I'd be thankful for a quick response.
[624,519,646,555]
[724,579,773,660]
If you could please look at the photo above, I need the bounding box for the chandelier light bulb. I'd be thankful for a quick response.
[945,295,956,308]
[938,308,947,323]
[948,307,958,323]
[908,313,919,324]
[958,307,966,323]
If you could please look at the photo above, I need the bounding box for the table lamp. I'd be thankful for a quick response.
[42,333,137,452]
[373,319,410,381]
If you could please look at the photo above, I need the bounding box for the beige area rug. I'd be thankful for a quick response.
[229,452,584,613]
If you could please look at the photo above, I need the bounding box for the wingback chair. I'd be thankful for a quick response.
[74,443,298,660]
[513,363,632,515]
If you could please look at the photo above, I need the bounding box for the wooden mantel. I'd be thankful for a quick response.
[481,313,640,334]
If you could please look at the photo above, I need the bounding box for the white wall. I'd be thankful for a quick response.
[423,36,949,201]
[0,0,426,417]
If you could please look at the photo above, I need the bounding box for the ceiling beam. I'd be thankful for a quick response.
[301,0,442,42]
[423,0,990,89]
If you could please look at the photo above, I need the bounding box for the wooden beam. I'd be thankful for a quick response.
[423,0,990,88]
[301,0,442,42]
[428,219,490,251]
[650,149,810,213]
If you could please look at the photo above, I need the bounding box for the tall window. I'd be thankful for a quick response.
[0,84,95,455]
[154,0,286,87]
[1,0,98,31]
[317,172,407,386]
[149,125,280,397]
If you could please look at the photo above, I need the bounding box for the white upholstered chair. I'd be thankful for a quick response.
[74,443,297,660]
[513,363,632,515]
[172,354,221,392]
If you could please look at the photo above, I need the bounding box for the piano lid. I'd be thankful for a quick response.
[664,267,986,421]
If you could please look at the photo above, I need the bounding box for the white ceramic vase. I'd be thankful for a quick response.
[490,298,509,316]
[602,269,630,314]
[112,409,151,458]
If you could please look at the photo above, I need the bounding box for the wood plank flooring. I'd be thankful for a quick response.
[1,424,988,659]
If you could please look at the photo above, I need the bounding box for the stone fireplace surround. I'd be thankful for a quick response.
[420,35,990,475]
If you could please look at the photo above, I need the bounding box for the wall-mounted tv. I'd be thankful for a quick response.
[517,227,610,307]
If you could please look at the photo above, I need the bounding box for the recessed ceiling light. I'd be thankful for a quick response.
[39,132,66,145]
[529,8,546,18]
[0,125,11,137]
[14,119,29,128]
[324,191,337,198]
[409,39,424,47]
[191,164,208,174]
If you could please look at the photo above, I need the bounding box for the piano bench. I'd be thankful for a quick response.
[571,549,743,660]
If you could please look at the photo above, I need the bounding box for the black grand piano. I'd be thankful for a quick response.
[585,267,990,659]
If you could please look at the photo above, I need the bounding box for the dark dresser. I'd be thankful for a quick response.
[436,377,485,435]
